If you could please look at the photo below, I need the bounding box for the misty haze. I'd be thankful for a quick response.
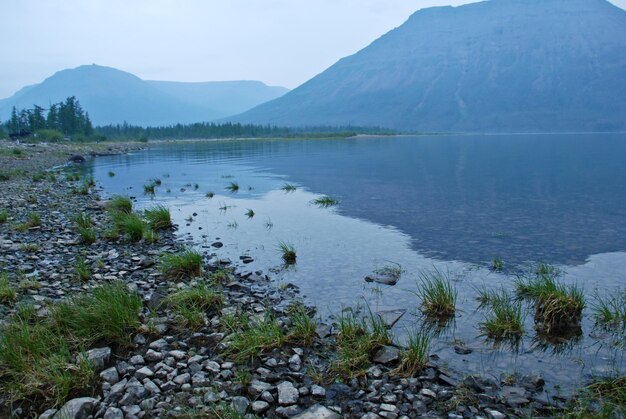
[1,1,625,418]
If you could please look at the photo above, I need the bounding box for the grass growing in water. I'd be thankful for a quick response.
[393,330,431,377]
[592,290,626,329]
[333,308,391,377]
[416,268,457,319]
[0,273,17,304]
[311,195,339,208]
[206,192,215,199]
[223,316,285,363]
[108,171,115,177]
[225,181,239,192]
[245,209,255,218]
[50,282,142,347]
[159,249,203,279]
[73,256,91,282]
[515,268,585,335]
[281,183,297,192]
[145,205,172,230]
[491,258,504,272]
[278,241,297,265]
[143,182,156,194]
[478,289,525,340]
[106,195,133,214]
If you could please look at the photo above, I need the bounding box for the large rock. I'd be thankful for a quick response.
[85,347,111,371]
[376,309,406,328]
[373,345,400,364]
[53,397,98,419]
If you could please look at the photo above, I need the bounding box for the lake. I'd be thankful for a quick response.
[89,133,626,395]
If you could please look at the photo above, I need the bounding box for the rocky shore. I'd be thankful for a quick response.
[0,141,564,418]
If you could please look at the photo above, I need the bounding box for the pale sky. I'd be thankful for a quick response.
[1,0,625,98]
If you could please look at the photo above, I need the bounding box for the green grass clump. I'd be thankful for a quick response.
[77,226,97,244]
[393,330,430,377]
[515,270,585,334]
[73,256,92,282]
[278,241,297,265]
[0,273,17,304]
[165,282,223,331]
[143,182,156,194]
[206,192,215,199]
[491,258,504,272]
[225,181,239,192]
[0,209,8,223]
[145,205,172,230]
[19,243,40,253]
[562,376,626,418]
[479,290,525,340]
[245,209,255,218]
[108,171,115,177]
[281,183,297,192]
[287,303,317,345]
[416,268,457,319]
[27,212,41,227]
[111,212,145,242]
[0,313,94,407]
[223,316,285,363]
[592,290,626,329]
[333,309,391,377]
[311,195,339,208]
[72,212,92,229]
[50,282,142,347]
[106,195,133,214]
[32,172,46,182]
[159,249,203,279]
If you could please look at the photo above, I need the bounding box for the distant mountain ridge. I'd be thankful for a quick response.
[0,65,289,126]
[231,0,626,132]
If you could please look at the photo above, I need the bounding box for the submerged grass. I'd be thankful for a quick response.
[278,241,297,265]
[225,181,239,192]
[159,249,203,280]
[311,195,339,208]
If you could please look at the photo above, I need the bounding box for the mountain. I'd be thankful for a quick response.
[0,65,288,126]
[231,0,626,133]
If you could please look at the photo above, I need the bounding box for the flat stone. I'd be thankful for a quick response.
[376,309,406,328]
[420,388,437,399]
[485,409,506,419]
[380,403,399,413]
[148,338,168,351]
[100,367,120,384]
[373,346,400,364]
[293,404,340,419]
[316,323,332,338]
[231,396,250,415]
[364,271,400,286]
[249,379,273,396]
[173,372,191,385]
[53,397,98,419]
[275,406,302,418]
[311,384,326,397]
[145,349,164,362]
[453,344,473,355]
[135,366,154,380]
[277,380,299,405]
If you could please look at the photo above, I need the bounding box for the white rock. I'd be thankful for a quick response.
[277,381,299,405]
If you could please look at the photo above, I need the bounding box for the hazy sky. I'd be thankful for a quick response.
[1,0,625,98]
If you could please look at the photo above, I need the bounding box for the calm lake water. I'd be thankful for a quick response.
[89,133,626,395]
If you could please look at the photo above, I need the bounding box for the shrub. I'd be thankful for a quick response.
[34,129,63,142]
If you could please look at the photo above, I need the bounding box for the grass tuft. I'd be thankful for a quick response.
[393,330,431,377]
[165,282,223,331]
[278,241,297,265]
[0,273,17,304]
[159,249,203,280]
[311,195,339,208]
[281,183,297,192]
[106,195,133,214]
[50,282,142,347]
[592,290,626,329]
[479,289,525,340]
[416,268,457,319]
[245,209,255,218]
[223,316,285,363]
[225,181,239,192]
[0,209,7,223]
[144,205,172,230]
[287,303,317,345]
[206,192,215,199]
[73,256,92,282]
[491,257,504,272]
[111,211,145,242]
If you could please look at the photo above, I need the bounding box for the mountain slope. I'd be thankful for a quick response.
[0,65,288,126]
[231,0,626,132]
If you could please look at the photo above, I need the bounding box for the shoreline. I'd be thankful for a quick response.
[0,140,610,418]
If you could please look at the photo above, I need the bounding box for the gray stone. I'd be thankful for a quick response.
[275,406,302,418]
[380,403,399,413]
[373,346,400,364]
[485,409,506,419]
[53,397,98,419]
[135,366,154,380]
[420,388,437,399]
[103,407,123,419]
[192,371,210,386]
[169,349,186,360]
[204,390,221,403]
[311,384,326,397]
[143,378,161,394]
[173,372,191,384]
[293,404,340,419]
[361,414,382,419]
[129,354,145,365]
[277,380,299,405]
[39,409,57,419]
[251,400,270,414]
[145,349,164,362]
[249,379,273,396]
[364,271,400,286]
[376,309,406,328]
[231,396,250,415]
[316,323,332,338]
[149,338,168,351]
[100,367,120,384]
[453,343,473,355]
[289,354,302,371]
[86,347,111,371]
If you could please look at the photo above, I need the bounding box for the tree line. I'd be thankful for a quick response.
[2,97,93,140]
